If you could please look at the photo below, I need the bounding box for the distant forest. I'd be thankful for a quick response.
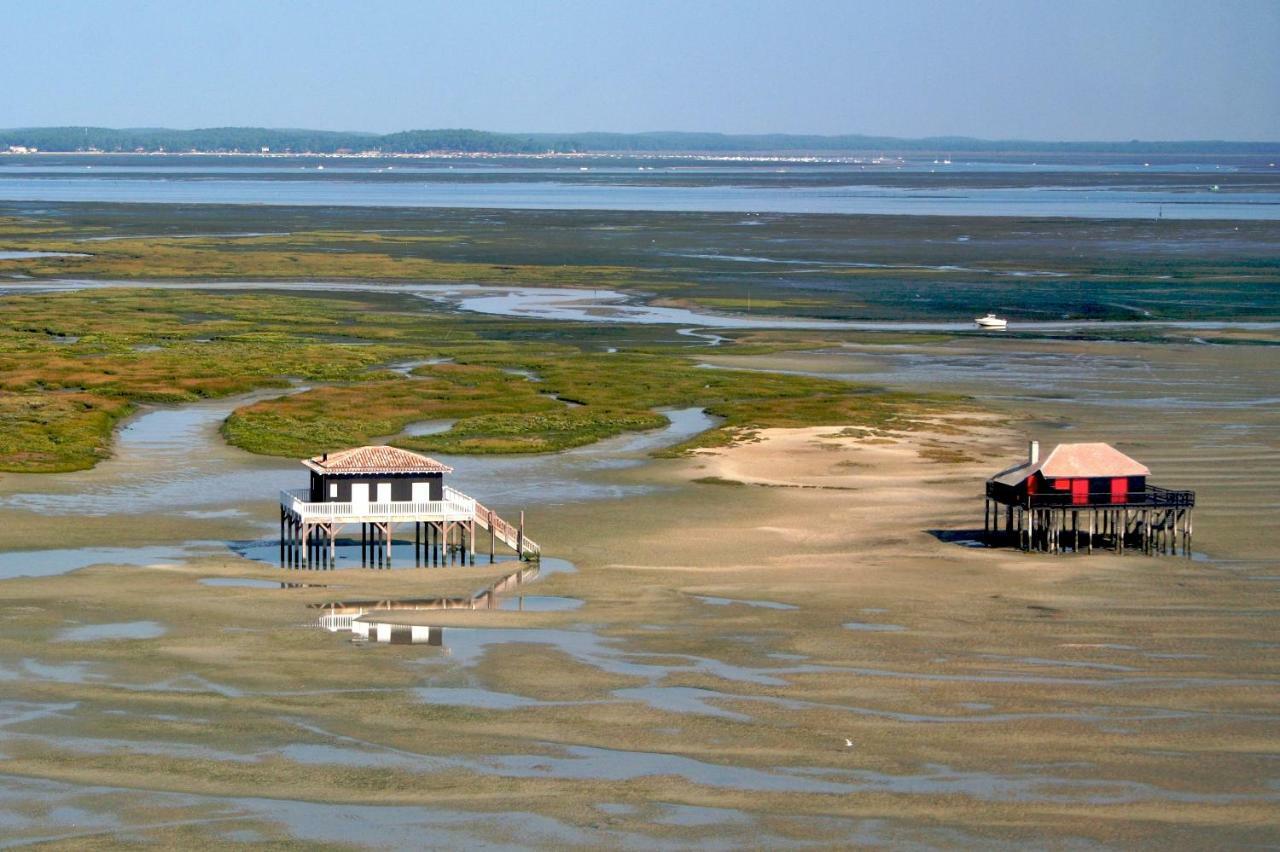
[1,126,1276,155]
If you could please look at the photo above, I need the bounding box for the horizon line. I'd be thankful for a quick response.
[3,125,1279,147]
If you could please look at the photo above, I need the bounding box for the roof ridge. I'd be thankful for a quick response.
[303,444,453,474]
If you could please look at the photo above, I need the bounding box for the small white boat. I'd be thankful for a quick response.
[974,313,1008,329]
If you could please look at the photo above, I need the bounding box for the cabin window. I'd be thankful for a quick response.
[329,483,338,499]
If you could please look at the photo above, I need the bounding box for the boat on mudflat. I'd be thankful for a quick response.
[974,313,1008,329]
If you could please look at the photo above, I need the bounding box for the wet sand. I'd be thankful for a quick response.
[0,421,1276,845]
[0,334,1276,846]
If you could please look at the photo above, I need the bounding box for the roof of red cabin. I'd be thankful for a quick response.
[302,445,453,475]
[990,442,1149,486]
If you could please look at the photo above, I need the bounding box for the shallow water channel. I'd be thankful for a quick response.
[0,383,717,579]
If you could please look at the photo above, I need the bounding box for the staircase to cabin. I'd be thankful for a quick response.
[471,498,540,558]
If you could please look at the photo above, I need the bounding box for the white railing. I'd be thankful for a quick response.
[443,486,476,514]
[279,484,539,557]
[318,613,360,632]
[280,488,475,521]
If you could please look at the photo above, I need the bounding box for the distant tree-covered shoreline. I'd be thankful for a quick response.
[1,126,1275,156]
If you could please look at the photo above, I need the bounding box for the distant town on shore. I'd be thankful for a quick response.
[2,126,1277,157]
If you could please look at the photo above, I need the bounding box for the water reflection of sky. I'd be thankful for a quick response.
[0,175,1277,219]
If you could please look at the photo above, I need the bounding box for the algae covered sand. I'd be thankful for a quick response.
[0,421,1276,848]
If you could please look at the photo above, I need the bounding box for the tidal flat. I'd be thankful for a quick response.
[0,192,1277,847]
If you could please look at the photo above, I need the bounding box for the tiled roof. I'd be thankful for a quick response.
[302,445,453,475]
[991,442,1149,485]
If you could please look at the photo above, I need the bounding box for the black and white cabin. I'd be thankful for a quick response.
[303,445,452,504]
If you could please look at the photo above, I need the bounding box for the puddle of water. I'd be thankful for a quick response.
[0,700,78,728]
[843,621,907,632]
[414,687,559,709]
[975,654,1139,673]
[312,560,577,639]
[652,802,753,827]
[199,577,292,589]
[483,743,854,793]
[386,357,453,376]
[694,595,798,611]
[0,250,89,260]
[0,772,603,849]
[594,802,636,816]
[0,545,224,580]
[394,624,802,686]
[0,659,105,685]
[495,595,583,612]
[400,419,455,437]
[792,762,1268,805]
[55,621,166,642]
[612,686,755,721]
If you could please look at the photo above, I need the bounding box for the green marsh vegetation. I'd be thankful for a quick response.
[0,286,959,472]
[3,203,1278,322]
[2,199,1272,471]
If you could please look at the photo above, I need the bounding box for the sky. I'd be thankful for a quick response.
[5,0,1279,141]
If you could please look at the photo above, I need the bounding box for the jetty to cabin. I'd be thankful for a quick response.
[985,441,1195,555]
[278,445,538,569]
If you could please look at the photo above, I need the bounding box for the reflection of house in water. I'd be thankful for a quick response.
[279,445,538,569]
[313,564,540,643]
[354,622,443,645]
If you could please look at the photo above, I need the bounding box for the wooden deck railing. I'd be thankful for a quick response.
[280,488,473,520]
[986,482,1195,509]
[280,485,540,557]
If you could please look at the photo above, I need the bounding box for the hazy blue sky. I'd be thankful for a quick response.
[6,0,1278,140]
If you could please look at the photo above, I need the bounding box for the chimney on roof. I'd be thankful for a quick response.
[322,452,328,461]
[1028,440,1040,465]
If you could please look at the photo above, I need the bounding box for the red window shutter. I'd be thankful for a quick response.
[1110,477,1128,503]
[1071,479,1089,505]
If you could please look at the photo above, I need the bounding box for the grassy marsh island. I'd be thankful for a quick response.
[0,284,961,471]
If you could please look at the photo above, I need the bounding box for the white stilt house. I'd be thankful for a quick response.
[279,445,536,569]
